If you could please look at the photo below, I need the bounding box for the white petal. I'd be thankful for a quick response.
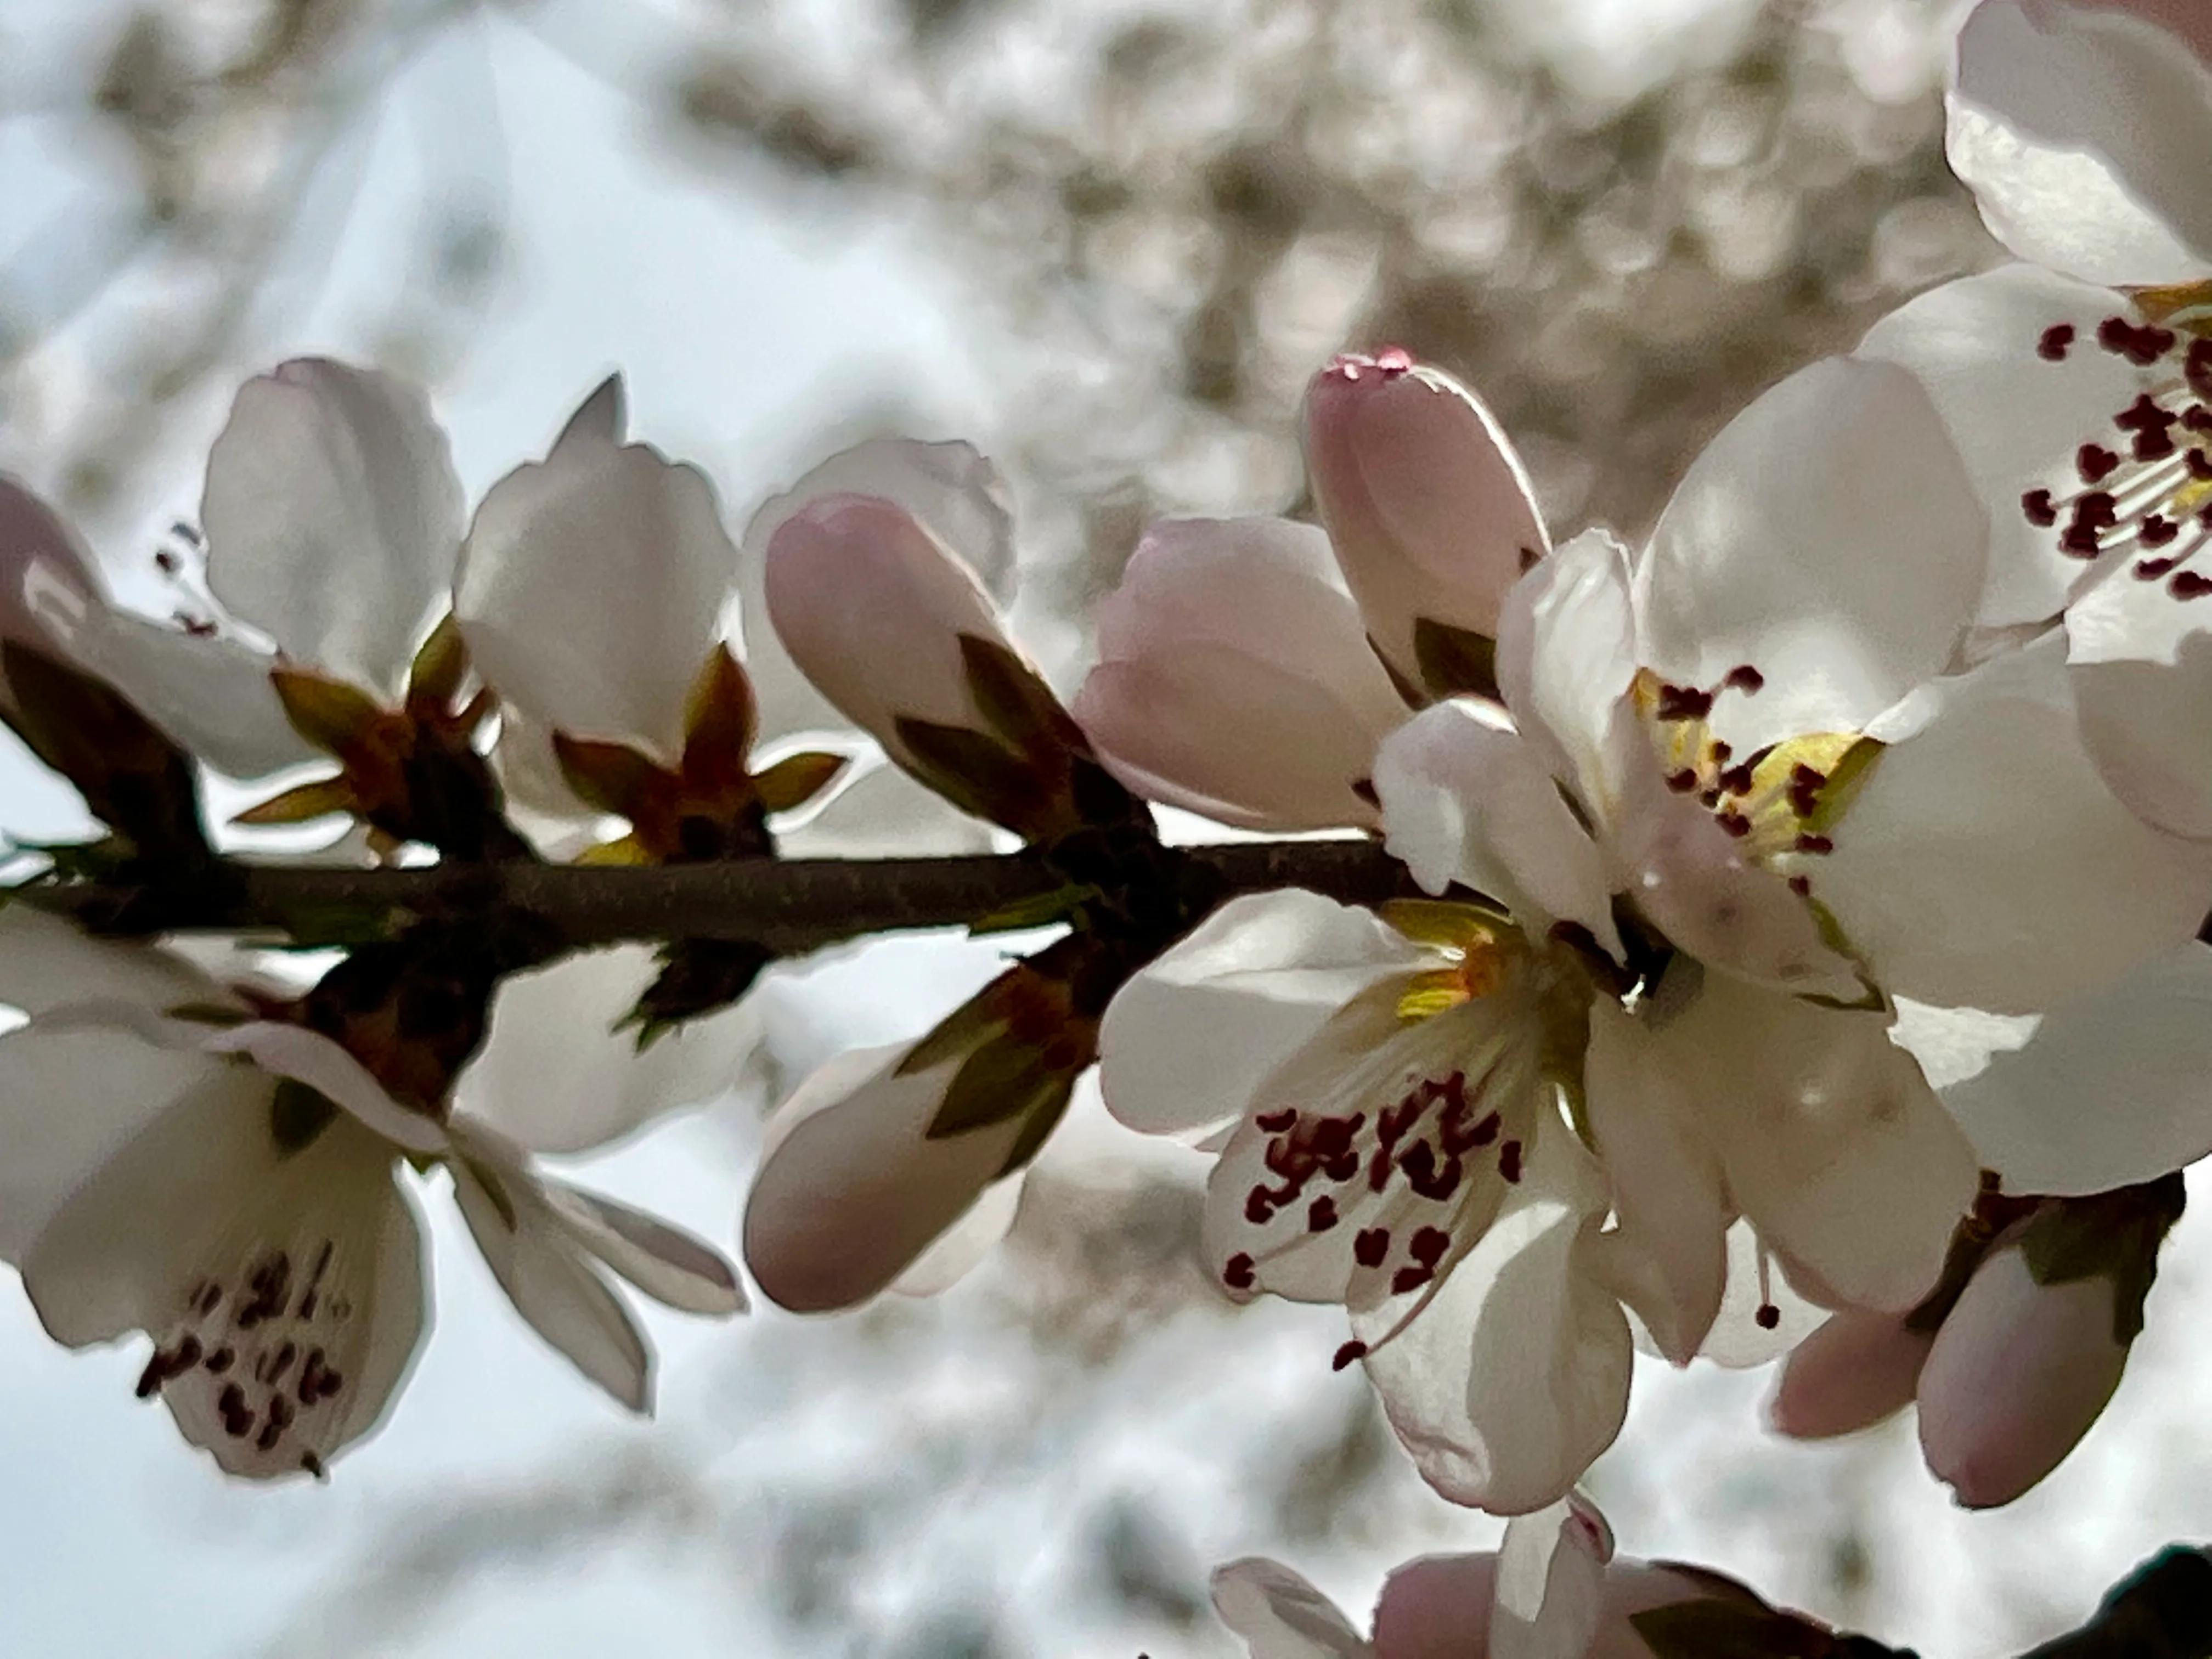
[0,1023,227,1262]
[0,905,224,1020]
[1491,1496,1612,1659]
[741,1043,1031,1313]
[1938,943,2212,1194]
[0,473,100,662]
[1671,973,1978,1314]
[201,359,464,697]
[1099,890,1429,1144]
[1354,1118,1630,1515]
[1302,354,1549,693]
[1814,633,2212,1013]
[205,1022,449,1156]
[1210,1559,1374,1659]
[1948,0,2212,286]
[1495,528,1640,822]
[531,1176,746,1315]
[738,438,1017,742]
[1768,1308,1932,1439]
[891,1172,1024,1297]
[1373,702,1621,957]
[1636,357,1988,754]
[1581,997,1729,1366]
[450,1154,652,1412]
[458,946,766,1155]
[22,1067,427,1477]
[457,377,741,764]
[1854,263,2158,630]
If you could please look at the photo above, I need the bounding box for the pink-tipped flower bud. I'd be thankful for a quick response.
[1301,351,1549,702]
[1769,1308,1934,1440]
[765,492,1092,836]
[1915,1239,2130,1508]
[1073,516,1407,832]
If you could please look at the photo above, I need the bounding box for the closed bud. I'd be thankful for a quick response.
[1073,516,1406,831]
[1916,1231,2129,1508]
[1301,351,1549,703]
[766,493,1107,837]
[1770,1308,1934,1440]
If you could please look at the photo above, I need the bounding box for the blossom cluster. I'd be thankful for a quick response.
[2,0,2210,1647]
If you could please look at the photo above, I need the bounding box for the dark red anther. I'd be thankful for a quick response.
[1787,763,1827,819]
[1795,833,1835,854]
[1754,1302,1782,1330]
[1468,1110,1501,1148]
[2078,443,2121,484]
[198,1284,222,1317]
[2136,556,2181,580]
[1718,763,1756,797]
[1663,769,1699,794]
[1354,1227,1391,1269]
[1410,1226,1451,1267]
[1255,1109,1297,1133]
[1715,810,1752,839]
[1655,683,1714,722]
[1307,1196,1340,1233]
[1723,664,1765,695]
[2143,514,2180,548]
[2036,323,2075,361]
[1244,1188,1274,1226]
[2097,315,2175,365]
[1391,1265,1434,1296]
[1332,1340,1369,1371]
[1787,874,1812,897]
[2062,492,2120,557]
[2117,393,2180,461]
[2171,571,2212,600]
[205,1347,234,1375]
[2021,489,2058,527]
[1499,1140,1523,1183]
[1222,1253,1256,1291]
[2190,449,2212,481]
[2189,338,2212,402]
[134,1356,166,1400]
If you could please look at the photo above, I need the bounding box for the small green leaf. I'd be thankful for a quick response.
[927,1030,1060,1138]
[969,881,1101,935]
[994,1075,1077,1178]
[959,633,1085,755]
[753,749,849,814]
[2019,1175,2186,1345]
[1411,617,1502,702]
[896,987,1008,1077]
[269,1079,340,1158]
[893,715,1054,833]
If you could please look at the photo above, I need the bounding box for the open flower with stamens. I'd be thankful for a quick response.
[0,909,742,1477]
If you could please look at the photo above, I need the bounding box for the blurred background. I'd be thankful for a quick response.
[2,0,2204,1654]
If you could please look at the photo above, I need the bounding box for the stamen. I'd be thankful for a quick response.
[1331,1339,1369,1371]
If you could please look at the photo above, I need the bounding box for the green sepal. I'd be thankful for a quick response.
[893,715,1050,832]
[927,1029,1062,1138]
[994,1076,1077,1178]
[269,1079,340,1158]
[959,633,1085,755]
[2019,1175,2186,1345]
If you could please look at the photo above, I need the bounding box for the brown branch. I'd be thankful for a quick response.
[27,839,1416,957]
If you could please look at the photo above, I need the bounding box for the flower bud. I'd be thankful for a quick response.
[1915,1237,2130,1508]
[1301,351,1548,703]
[1073,516,1406,831]
[1769,1308,1934,1440]
[765,492,1099,836]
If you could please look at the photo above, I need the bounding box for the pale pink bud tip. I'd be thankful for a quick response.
[1326,347,1418,382]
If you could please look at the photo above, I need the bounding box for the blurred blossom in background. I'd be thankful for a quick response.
[1,0,2202,1654]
